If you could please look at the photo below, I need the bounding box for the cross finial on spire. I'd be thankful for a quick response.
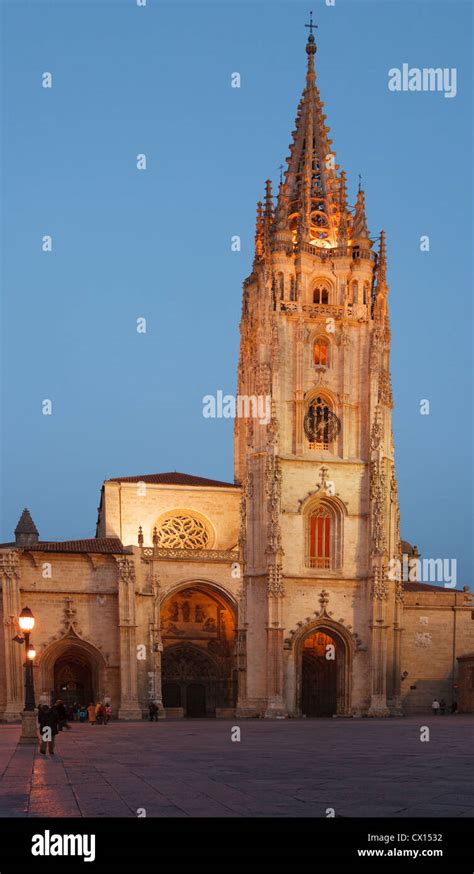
[305,11,318,37]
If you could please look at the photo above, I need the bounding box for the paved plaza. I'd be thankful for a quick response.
[0,716,472,818]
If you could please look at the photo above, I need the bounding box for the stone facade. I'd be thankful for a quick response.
[1,31,472,722]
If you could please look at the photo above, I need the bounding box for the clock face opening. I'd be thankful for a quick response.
[304,398,341,444]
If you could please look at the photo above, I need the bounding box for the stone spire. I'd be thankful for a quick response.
[377,230,388,289]
[374,230,389,321]
[352,189,370,244]
[262,179,274,262]
[14,508,39,547]
[283,24,339,247]
[253,200,264,265]
[337,171,349,247]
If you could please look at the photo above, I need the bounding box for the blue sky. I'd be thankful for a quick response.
[1,0,472,584]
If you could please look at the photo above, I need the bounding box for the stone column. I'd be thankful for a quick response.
[390,579,404,716]
[368,566,390,717]
[1,552,24,721]
[150,571,165,717]
[116,557,142,720]
[264,563,287,718]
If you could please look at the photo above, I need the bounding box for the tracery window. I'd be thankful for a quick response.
[308,508,331,569]
[155,515,210,549]
[305,499,344,570]
[313,338,328,367]
[313,285,329,305]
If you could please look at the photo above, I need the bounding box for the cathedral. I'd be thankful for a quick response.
[1,28,473,722]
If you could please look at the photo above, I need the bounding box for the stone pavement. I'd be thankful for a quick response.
[0,716,473,818]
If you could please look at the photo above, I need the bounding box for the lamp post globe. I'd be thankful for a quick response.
[18,607,37,745]
[19,607,35,632]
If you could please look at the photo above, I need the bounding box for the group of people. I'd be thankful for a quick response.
[85,701,112,725]
[431,698,457,715]
[37,698,112,755]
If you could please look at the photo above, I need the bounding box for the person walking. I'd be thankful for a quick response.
[439,698,446,715]
[87,702,96,725]
[148,702,159,722]
[104,703,112,724]
[54,699,71,731]
[95,702,105,725]
[431,698,440,715]
[38,704,59,755]
[79,704,87,723]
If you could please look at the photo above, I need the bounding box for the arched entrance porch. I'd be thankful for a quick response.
[161,582,237,717]
[296,622,352,717]
[39,633,107,709]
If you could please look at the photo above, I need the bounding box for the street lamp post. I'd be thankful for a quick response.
[17,607,38,744]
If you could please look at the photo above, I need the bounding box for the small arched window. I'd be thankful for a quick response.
[363,282,369,305]
[313,285,329,305]
[308,508,331,569]
[290,276,297,301]
[278,273,285,300]
[313,338,328,367]
[351,281,358,304]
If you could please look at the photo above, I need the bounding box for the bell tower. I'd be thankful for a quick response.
[235,21,402,718]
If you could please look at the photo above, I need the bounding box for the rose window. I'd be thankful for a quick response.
[156,515,210,549]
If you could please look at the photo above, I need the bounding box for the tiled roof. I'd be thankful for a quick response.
[0,538,132,555]
[403,582,455,593]
[106,471,239,488]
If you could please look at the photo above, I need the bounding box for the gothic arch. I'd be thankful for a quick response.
[304,385,337,408]
[160,578,238,613]
[294,619,354,716]
[39,629,108,704]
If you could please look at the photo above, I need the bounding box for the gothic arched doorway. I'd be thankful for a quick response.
[299,626,350,717]
[54,652,93,708]
[161,583,237,717]
[162,644,221,717]
[40,634,107,710]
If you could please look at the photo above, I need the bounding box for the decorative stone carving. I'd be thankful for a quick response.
[243,471,254,499]
[284,607,366,652]
[266,417,279,447]
[370,409,383,450]
[378,369,393,407]
[265,455,283,555]
[372,566,389,600]
[319,589,330,612]
[116,558,136,584]
[394,578,404,604]
[370,457,387,556]
[0,551,20,579]
[415,632,432,648]
[255,362,271,395]
[142,547,239,562]
[246,417,254,449]
[267,564,284,597]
